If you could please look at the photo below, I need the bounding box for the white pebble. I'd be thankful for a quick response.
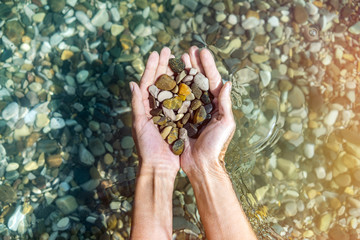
[50,117,66,129]
[268,16,279,27]
[228,14,238,25]
[324,109,338,126]
[304,143,315,158]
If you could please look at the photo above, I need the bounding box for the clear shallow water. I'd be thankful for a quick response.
[0,0,360,239]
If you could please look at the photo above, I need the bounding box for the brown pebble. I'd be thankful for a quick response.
[172,139,184,155]
[182,113,190,125]
[193,106,206,124]
[150,108,162,116]
[191,83,203,99]
[190,99,202,110]
[153,116,167,125]
[148,95,157,109]
[155,74,176,90]
[293,5,308,24]
[47,154,62,168]
[169,58,185,73]
[167,127,179,144]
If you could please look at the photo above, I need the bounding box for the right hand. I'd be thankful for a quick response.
[179,46,236,178]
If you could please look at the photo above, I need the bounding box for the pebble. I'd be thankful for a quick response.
[172,139,185,155]
[348,21,360,35]
[55,195,78,215]
[155,74,176,90]
[33,12,46,23]
[121,136,135,149]
[104,153,114,165]
[288,86,305,109]
[157,91,173,102]
[76,70,89,84]
[89,138,105,156]
[169,58,185,73]
[79,144,95,166]
[111,24,124,36]
[6,163,19,172]
[2,102,19,120]
[293,5,308,24]
[250,54,269,64]
[91,9,109,27]
[242,17,260,30]
[75,11,96,32]
[228,14,238,25]
[50,118,65,129]
[24,161,38,171]
[304,143,315,158]
[260,70,271,87]
[268,16,279,27]
[56,217,70,231]
[285,201,297,217]
[194,73,209,91]
[324,110,339,126]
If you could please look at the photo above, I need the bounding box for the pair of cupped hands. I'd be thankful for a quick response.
[130,46,236,179]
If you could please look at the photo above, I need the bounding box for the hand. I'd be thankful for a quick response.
[130,47,179,177]
[180,46,236,177]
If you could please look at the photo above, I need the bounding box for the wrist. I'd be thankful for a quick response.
[138,163,178,182]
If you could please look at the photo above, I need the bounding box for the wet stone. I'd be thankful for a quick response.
[293,5,308,24]
[193,106,206,124]
[167,127,179,144]
[155,74,176,91]
[49,0,66,12]
[169,58,185,73]
[190,99,202,110]
[0,185,16,203]
[172,139,184,155]
[163,97,183,110]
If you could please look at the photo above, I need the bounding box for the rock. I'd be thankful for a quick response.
[162,107,176,121]
[50,117,65,129]
[268,16,279,27]
[157,91,173,102]
[104,153,114,165]
[161,126,172,139]
[157,30,171,44]
[190,99,202,110]
[163,97,183,110]
[233,68,258,84]
[5,21,25,45]
[76,70,89,84]
[194,73,209,91]
[293,5,308,24]
[24,161,38,171]
[328,225,350,240]
[0,185,16,203]
[334,173,351,187]
[178,83,191,98]
[304,143,315,158]
[37,139,59,153]
[228,14,238,25]
[149,85,160,98]
[2,102,19,120]
[61,50,74,60]
[324,110,339,126]
[242,17,260,30]
[260,70,271,87]
[178,101,191,114]
[250,54,269,64]
[89,138,106,156]
[121,136,135,149]
[111,24,124,36]
[169,58,185,73]
[316,213,332,232]
[349,21,360,35]
[49,0,66,12]
[66,0,77,7]
[57,217,70,231]
[193,106,206,124]
[277,158,296,176]
[7,205,26,232]
[135,0,148,9]
[56,195,78,215]
[6,163,19,172]
[36,113,49,128]
[309,42,322,53]
[75,11,96,32]
[172,139,184,155]
[315,167,326,179]
[91,9,109,27]
[288,86,305,109]
[33,12,46,23]
[167,127,179,144]
[79,144,95,166]
[47,154,62,168]
[155,74,176,90]
[284,201,297,217]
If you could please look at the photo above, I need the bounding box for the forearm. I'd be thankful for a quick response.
[131,166,176,240]
[188,163,257,240]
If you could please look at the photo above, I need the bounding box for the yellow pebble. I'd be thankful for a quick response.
[61,50,74,61]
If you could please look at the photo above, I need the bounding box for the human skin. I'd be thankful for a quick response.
[130,46,257,240]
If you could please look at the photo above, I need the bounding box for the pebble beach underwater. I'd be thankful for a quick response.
[0,0,360,239]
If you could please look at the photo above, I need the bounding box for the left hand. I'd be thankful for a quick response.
[130,47,180,177]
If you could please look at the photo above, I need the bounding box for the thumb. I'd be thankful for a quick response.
[217,81,233,121]
[130,82,146,121]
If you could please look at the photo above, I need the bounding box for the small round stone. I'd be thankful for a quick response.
[121,136,135,149]
[172,139,184,155]
[169,58,185,73]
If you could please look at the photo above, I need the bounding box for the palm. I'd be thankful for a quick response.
[132,48,180,172]
[179,46,235,174]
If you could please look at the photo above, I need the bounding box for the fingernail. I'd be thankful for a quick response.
[226,82,232,92]
[129,82,134,92]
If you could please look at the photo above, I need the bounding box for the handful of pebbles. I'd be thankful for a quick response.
[148,58,214,155]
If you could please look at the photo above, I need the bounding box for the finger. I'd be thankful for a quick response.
[166,54,175,76]
[155,47,172,79]
[181,53,192,69]
[217,81,233,121]
[140,51,160,99]
[189,46,205,74]
[130,82,147,124]
[200,48,223,97]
